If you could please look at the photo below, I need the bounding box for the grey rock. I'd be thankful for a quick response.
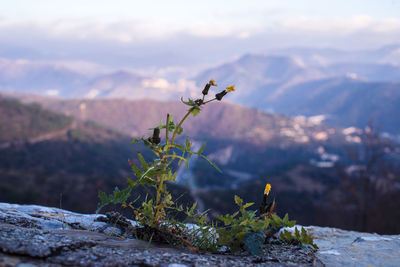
[281,225,400,267]
[8,202,400,266]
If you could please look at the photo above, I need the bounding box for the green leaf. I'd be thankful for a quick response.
[164,154,188,163]
[176,126,183,135]
[143,139,151,147]
[180,97,196,106]
[137,152,149,170]
[185,137,191,152]
[234,195,243,207]
[98,191,108,203]
[216,228,231,246]
[196,142,206,155]
[295,227,300,239]
[191,107,201,116]
[243,231,265,256]
[243,202,254,209]
[283,213,289,224]
[129,161,142,178]
[200,154,222,173]
[235,231,247,243]
[127,178,136,187]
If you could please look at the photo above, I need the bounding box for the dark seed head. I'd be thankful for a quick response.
[151,128,161,144]
[202,83,211,95]
[215,90,227,101]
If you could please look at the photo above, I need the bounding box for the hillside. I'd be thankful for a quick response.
[1,95,399,234]
[0,96,72,143]
[0,97,192,213]
[9,95,346,145]
[265,77,400,133]
[194,54,400,134]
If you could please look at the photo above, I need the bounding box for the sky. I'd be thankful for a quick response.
[1,0,399,70]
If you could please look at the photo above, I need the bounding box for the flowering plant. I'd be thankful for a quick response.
[97,80,317,255]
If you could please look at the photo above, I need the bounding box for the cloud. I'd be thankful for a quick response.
[280,15,374,34]
[1,14,400,69]
[1,14,399,44]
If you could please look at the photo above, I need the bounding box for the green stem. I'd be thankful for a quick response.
[203,98,216,105]
[170,109,192,145]
[154,173,166,223]
[165,114,170,145]
[154,109,192,223]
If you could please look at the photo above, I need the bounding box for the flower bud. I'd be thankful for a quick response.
[215,90,227,101]
[151,128,161,144]
[202,83,211,95]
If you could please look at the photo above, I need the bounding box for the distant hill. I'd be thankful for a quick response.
[8,94,353,191]
[194,54,400,134]
[0,96,72,143]
[1,47,400,135]
[11,96,345,146]
[0,96,133,175]
[0,96,192,213]
[264,77,400,133]
[0,58,193,100]
[0,57,88,97]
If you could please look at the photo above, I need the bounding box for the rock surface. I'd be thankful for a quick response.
[0,203,399,266]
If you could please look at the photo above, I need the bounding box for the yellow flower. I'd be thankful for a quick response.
[209,79,218,86]
[264,183,271,195]
[226,85,235,92]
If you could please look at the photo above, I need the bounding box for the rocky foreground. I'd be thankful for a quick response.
[0,203,399,267]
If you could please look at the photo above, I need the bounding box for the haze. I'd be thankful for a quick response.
[1,0,400,71]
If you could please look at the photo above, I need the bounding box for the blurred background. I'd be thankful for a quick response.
[1,0,400,234]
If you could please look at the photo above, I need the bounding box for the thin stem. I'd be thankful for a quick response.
[170,109,192,145]
[165,114,170,145]
[154,173,166,223]
[203,98,216,105]
[155,109,192,220]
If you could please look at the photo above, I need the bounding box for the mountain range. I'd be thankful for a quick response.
[1,45,400,135]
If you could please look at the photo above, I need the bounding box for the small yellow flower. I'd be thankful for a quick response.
[209,79,218,86]
[264,183,271,195]
[226,85,235,92]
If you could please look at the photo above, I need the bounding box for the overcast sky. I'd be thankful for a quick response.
[1,0,399,70]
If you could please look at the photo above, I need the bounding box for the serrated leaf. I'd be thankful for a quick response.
[137,152,149,170]
[129,161,142,178]
[127,178,136,187]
